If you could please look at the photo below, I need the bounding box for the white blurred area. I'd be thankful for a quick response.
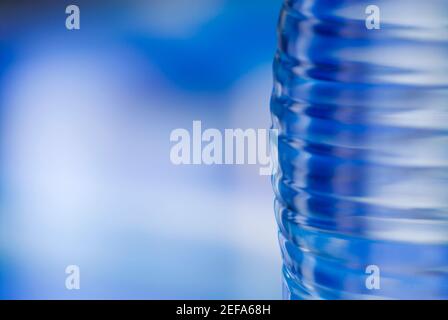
[0,40,281,298]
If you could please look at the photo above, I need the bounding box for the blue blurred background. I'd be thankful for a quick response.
[0,0,283,299]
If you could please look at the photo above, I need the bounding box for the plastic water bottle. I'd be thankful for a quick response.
[271,0,448,299]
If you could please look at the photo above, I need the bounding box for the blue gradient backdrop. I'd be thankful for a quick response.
[0,0,283,299]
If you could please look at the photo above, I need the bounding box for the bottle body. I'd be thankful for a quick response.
[271,0,448,299]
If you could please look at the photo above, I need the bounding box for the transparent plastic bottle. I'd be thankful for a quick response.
[271,0,448,299]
